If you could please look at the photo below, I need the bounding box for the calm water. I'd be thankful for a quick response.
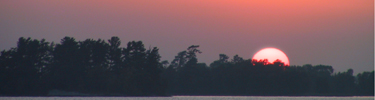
[0,96,373,100]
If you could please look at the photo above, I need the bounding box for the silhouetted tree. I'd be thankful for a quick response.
[231,54,244,64]
[209,54,229,68]
[50,37,82,91]
[107,36,122,73]
[171,51,187,70]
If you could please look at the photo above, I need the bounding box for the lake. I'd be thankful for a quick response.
[0,96,373,100]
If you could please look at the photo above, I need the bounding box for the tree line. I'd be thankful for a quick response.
[0,36,373,96]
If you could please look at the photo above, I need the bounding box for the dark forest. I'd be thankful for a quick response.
[0,37,373,96]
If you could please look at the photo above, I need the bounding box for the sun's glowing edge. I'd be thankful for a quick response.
[252,47,290,65]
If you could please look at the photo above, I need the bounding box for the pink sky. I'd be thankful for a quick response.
[0,0,373,73]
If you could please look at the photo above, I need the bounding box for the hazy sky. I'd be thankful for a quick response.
[1,0,373,74]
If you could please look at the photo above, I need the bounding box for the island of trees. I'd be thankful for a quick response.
[0,36,373,96]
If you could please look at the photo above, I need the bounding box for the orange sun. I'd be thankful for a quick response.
[252,47,290,65]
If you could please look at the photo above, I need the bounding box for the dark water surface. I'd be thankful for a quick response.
[0,96,373,100]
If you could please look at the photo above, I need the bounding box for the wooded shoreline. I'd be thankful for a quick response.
[0,37,373,96]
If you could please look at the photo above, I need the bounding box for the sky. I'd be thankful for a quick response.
[0,0,373,74]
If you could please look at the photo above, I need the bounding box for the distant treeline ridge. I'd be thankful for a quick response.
[0,36,373,96]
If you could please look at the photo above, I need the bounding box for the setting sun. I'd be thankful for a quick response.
[252,47,290,65]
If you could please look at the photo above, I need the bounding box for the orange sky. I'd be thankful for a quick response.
[0,0,373,73]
